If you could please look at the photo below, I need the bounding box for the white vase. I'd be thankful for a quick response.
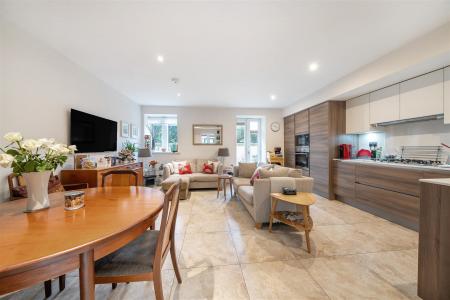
[22,171,51,212]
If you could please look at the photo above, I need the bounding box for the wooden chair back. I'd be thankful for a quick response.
[7,174,26,201]
[154,181,180,268]
[101,170,139,187]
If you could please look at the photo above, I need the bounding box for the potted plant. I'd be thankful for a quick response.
[118,140,137,162]
[0,132,77,212]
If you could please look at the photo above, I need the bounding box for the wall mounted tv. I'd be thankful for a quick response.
[70,109,117,153]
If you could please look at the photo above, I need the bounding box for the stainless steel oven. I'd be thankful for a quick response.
[295,152,309,171]
[296,134,309,147]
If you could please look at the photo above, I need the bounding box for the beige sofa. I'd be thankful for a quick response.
[162,159,223,199]
[233,164,314,227]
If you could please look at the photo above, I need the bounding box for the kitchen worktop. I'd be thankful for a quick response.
[333,158,450,172]
[419,178,450,186]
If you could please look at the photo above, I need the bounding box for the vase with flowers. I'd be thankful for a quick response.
[119,140,137,162]
[0,132,77,212]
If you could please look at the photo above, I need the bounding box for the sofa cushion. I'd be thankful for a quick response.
[202,163,214,174]
[238,162,257,178]
[172,160,187,174]
[259,167,290,178]
[238,185,254,205]
[233,177,251,188]
[179,163,193,174]
[162,175,190,191]
[189,173,218,182]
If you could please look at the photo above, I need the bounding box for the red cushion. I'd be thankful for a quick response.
[250,168,260,185]
[202,163,214,174]
[179,163,193,174]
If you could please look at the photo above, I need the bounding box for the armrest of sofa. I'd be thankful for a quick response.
[233,165,239,177]
[295,177,314,193]
[162,164,172,180]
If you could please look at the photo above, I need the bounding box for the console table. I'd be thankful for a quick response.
[61,162,143,187]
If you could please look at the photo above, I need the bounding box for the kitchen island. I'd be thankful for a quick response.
[418,178,450,300]
[333,159,450,230]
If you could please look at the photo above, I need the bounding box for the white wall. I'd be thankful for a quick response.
[141,106,284,166]
[0,20,141,201]
[284,21,450,115]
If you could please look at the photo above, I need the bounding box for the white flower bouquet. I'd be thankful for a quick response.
[0,132,78,212]
[0,132,77,174]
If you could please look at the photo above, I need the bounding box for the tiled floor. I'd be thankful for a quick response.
[2,190,419,299]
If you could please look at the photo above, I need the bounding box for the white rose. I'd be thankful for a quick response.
[49,143,70,154]
[4,132,23,143]
[38,138,55,147]
[0,153,14,168]
[22,139,42,151]
[68,145,77,153]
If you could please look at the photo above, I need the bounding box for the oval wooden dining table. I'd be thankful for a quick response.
[0,186,165,299]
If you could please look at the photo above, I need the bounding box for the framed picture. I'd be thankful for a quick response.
[131,124,139,139]
[121,121,130,137]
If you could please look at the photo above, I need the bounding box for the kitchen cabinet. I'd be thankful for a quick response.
[310,101,346,199]
[283,114,295,168]
[399,69,444,120]
[445,66,450,124]
[294,110,309,134]
[369,84,400,124]
[346,94,371,134]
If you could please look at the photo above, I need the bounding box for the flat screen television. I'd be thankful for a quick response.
[70,109,117,153]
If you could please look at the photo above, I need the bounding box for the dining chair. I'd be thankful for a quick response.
[94,181,182,300]
[101,169,139,187]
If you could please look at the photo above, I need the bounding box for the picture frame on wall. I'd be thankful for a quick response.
[131,124,139,139]
[121,121,130,137]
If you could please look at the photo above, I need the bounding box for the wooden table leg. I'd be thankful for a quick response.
[79,249,95,300]
[229,179,233,197]
[268,197,278,232]
[217,178,220,198]
[223,180,227,200]
[302,205,312,253]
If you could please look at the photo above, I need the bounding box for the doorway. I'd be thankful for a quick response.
[236,118,263,163]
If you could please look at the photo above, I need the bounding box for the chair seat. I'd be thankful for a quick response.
[95,230,159,277]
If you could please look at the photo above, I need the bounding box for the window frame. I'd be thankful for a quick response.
[144,114,178,153]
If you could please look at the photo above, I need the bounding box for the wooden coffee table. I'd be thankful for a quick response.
[217,174,233,200]
[269,192,316,253]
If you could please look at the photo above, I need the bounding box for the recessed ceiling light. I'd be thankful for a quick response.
[309,62,319,72]
[270,94,277,101]
[177,93,181,97]
[156,55,164,63]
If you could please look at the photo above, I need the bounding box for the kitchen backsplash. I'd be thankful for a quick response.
[356,119,450,158]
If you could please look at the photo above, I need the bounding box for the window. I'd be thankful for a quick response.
[236,117,264,163]
[144,114,178,152]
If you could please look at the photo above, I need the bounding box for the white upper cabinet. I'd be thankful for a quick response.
[399,69,444,120]
[445,66,450,124]
[346,94,371,134]
[369,84,400,124]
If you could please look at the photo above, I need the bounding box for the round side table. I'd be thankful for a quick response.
[217,174,233,200]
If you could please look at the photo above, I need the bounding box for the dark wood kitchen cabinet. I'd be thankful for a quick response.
[294,109,309,134]
[309,101,346,199]
[283,114,295,168]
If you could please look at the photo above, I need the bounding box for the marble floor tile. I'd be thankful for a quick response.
[163,233,185,270]
[231,230,298,263]
[309,205,346,226]
[301,255,411,299]
[186,211,230,233]
[179,232,239,268]
[170,265,249,300]
[241,260,329,299]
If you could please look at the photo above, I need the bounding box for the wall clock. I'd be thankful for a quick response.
[270,122,280,132]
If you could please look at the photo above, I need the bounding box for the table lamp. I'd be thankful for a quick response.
[218,148,229,164]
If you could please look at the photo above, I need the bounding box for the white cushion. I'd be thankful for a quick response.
[172,160,187,174]
[208,160,220,173]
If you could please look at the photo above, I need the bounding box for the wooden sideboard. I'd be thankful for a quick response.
[60,162,144,187]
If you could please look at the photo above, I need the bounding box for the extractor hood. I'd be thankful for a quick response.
[372,114,444,127]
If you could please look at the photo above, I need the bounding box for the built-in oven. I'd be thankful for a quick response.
[296,134,309,147]
[295,152,309,171]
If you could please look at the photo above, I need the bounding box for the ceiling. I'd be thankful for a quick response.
[1,0,450,108]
